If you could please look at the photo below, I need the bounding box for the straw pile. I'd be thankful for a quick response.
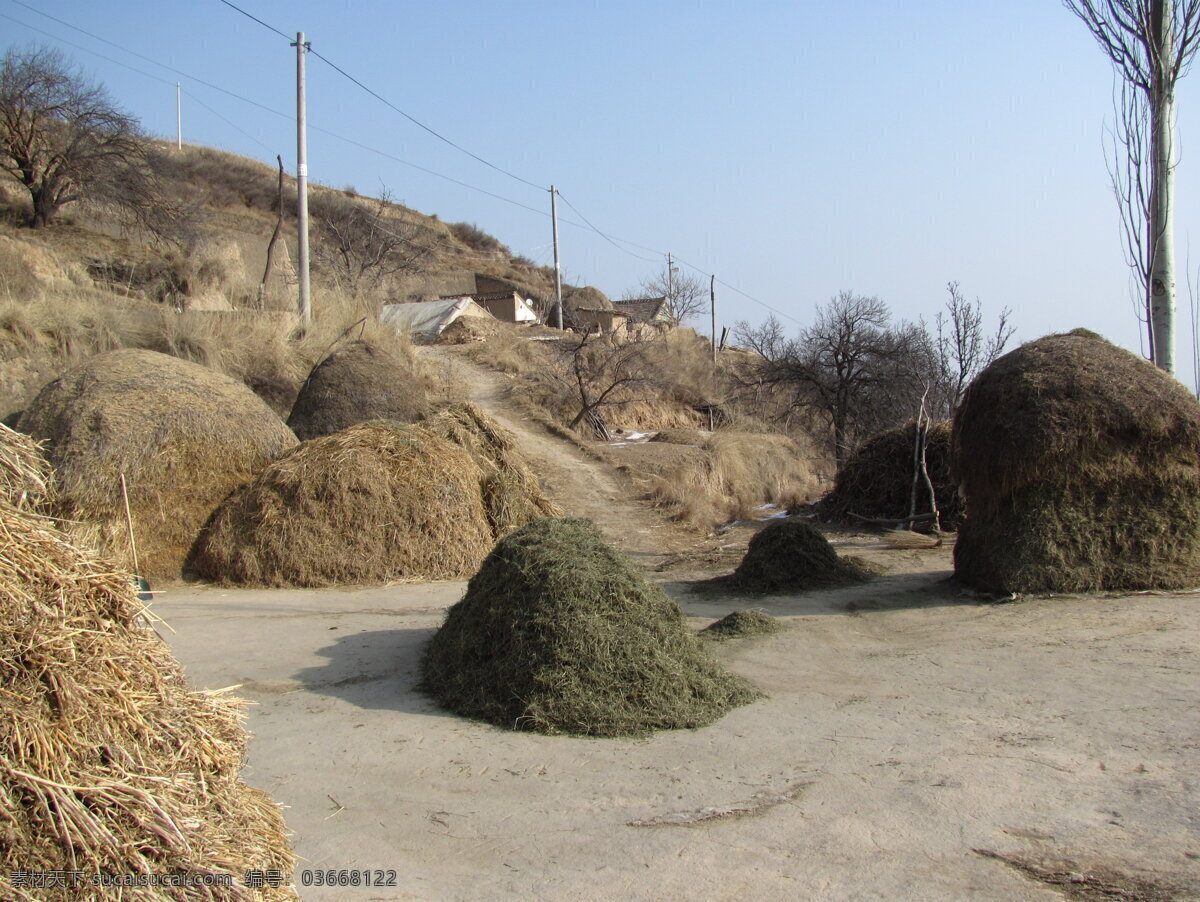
[421,518,761,736]
[420,403,561,536]
[0,431,294,901]
[0,421,51,513]
[701,609,785,641]
[189,421,495,587]
[953,329,1200,594]
[286,339,428,440]
[817,421,961,528]
[436,315,501,344]
[731,518,872,592]
[16,349,297,581]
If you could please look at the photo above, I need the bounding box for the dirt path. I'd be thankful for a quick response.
[421,346,702,562]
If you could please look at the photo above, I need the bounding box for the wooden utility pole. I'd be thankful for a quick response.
[175,83,181,150]
[550,185,563,329]
[710,274,716,361]
[293,32,312,325]
[666,251,674,304]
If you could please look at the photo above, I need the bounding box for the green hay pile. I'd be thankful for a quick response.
[421,518,761,737]
[420,403,561,536]
[17,349,297,581]
[818,420,961,528]
[731,518,872,592]
[0,432,295,901]
[287,339,428,440]
[190,422,494,587]
[701,609,785,641]
[953,329,1200,594]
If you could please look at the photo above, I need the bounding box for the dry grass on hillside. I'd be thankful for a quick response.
[0,228,442,419]
[604,430,824,530]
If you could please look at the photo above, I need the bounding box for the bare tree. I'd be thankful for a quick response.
[735,292,928,465]
[1064,0,1200,374]
[310,188,429,296]
[625,263,707,325]
[0,46,147,229]
[928,282,1014,417]
[1108,77,1156,356]
[547,330,664,438]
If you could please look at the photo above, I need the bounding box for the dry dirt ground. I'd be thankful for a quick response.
[157,350,1200,901]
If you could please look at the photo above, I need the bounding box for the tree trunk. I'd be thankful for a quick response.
[30,189,54,229]
[1150,0,1177,374]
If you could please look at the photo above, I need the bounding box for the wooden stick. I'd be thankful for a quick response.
[118,473,140,577]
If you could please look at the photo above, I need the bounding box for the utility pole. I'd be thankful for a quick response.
[666,252,674,306]
[175,83,181,150]
[710,274,716,361]
[293,32,312,325]
[550,185,563,329]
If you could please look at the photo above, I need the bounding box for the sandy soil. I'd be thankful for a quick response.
[154,349,1198,901]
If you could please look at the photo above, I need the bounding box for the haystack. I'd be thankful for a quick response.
[701,609,785,641]
[421,518,761,736]
[420,403,561,536]
[731,518,871,592]
[17,349,297,581]
[0,432,294,901]
[953,329,1200,594]
[818,421,961,528]
[286,339,428,440]
[190,421,494,587]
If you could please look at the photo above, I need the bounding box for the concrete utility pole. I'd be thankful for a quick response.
[710,274,716,361]
[293,31,312,325]
[550,185,563,329]
[175,83,181,150]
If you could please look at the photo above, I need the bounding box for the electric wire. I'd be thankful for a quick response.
[554,191,661,264]
[182,87,278,157]
[7,0,799,329]
[308,47,548,192]
[10,2,293,121]
[215,0,291,42]
[0,11,176,87]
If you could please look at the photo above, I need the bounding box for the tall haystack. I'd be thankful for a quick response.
[0,431,295,901]
[190,421,494,587]
[953,329,1200,593]
[420,403,561,536]
[731,518,871,593]
[421,518,761,737]
[817,420,961,528]
[16,349,297,581]
[286,339,428,440]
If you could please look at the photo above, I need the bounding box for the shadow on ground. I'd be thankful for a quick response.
[666,569,997,619]
[291,626,454,717]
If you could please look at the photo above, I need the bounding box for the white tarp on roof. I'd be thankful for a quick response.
[380,298,491,341]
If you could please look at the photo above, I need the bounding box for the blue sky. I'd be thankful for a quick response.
[4,1,1200,386]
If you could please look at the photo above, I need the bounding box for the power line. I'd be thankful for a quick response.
[215,0,291,42]
[181,87,277,156]
[3,5,548,218]
[308,48,548,193]
[10,2,291,121]
[8,0,798,327]
[554,191,660,264]
[0,11,175,87]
